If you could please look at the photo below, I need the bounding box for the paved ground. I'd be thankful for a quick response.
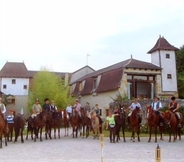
[0,129,184,162]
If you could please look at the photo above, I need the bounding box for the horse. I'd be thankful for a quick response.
[163,110,183,142]
[146,105,164,142]
[114,106,126,143]
[33,111,47,142]
[44,112,53,140]
[0,111,7,148]
[90,111,100,139]
[51,111,62,139]
[61,109,70,137]
[129,107,141,142]
[26,116,34,140]
[70,109,80,138]
[80,108,92,138]
[14,113,25,143]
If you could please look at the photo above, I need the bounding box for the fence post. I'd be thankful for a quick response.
[155,144,161,162]
[100,134,104,162]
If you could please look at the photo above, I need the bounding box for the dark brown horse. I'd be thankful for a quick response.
[44,112,53,140]
[80,108,91,138]
[114,106,126,142]
[33,111,47,142]
[0,112,7,148]
[52,111,62,139]
[70,109,80,138]
[61,109,70,137]
[163,110,183,142]
[129,107,141,142]
[26,116,34,140]
[146,105,164,142]
[14,113,25,143]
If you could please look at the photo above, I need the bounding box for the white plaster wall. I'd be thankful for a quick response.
[160,50,177,91]
[1,78,29,95]
[80,90,120,118]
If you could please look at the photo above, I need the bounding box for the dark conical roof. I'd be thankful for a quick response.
[147,36,179,54]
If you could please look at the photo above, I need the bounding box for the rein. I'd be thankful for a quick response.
[165,111,173,127]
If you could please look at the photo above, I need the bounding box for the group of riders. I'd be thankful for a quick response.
[105,96,183,143]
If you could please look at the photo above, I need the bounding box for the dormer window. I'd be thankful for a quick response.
[166,54,170,59]
[93,78,97,92]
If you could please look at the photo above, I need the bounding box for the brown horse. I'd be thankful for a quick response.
[114,106,126,142]
[70,109,80,138]
[26,116,34,140]
[80,108,91,138]
[0,112,7,148]
[129,107,141,142]
[61,109,70,137]
[146,105,164,142]
[90,111,100,139]
[33,111,47,142]
[44,112,53,140]
[52,111,62,139]
[14,113,25,143]
[163,110,183,142]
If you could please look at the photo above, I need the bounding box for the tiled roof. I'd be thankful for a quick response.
[0,62,31,78]
[71,58,161,84]
[147,36,179,53]
[80,78,93,95]
[96,68,123,93]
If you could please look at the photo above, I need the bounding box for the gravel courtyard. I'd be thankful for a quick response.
[0,130,184,162]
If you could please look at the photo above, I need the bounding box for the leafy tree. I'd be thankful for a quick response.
[28,69,74,112]
[176,45,184,98]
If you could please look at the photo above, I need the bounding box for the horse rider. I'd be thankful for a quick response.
[93,104,103,124]
[31,99,42,119]
[0,97,6,119]
[151,96,163,126]
[127,98,142,124]
[6,109,15,124]
[84,102,91,118]
[168,96,181,127]
[66,103,72,119]
[42,98,50,113]
[73,99,82,118]
[50,100,58,120]
[105,110,119,143]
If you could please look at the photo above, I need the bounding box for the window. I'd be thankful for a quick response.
[93,78,97,92]
[23,85,27,89]
[166,54,170,59]
[12,79,16,84]
[167,74,172,79]
[3,85,7,89]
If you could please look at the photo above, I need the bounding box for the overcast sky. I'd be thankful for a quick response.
[0,0,184,72]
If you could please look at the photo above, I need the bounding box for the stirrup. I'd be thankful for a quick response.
[178,124,182,128]
[159,122,163,126]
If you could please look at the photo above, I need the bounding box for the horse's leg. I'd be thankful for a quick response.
[137,125,140,142]
[148,125,151,142]
[154,125,157,143]
[58,127,60,139]
[54,127,56,139]
[122,125,126,142]
[0,134,2,148]
[40,128,43,142]
[21,128,24,143]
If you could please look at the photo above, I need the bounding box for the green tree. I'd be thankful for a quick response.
[176,45,184,98]
[28,69,74,112]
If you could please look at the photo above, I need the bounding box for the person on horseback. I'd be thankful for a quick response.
[84,102,91,118]
[6,109,15,124]
[50,100,58,120]
[127,98,141,124]
[0,97,6,119]
[106,110,119,143]
[42,98,50,112]
[66,103,72,118]
[73,99,81,119]
[31,99,42,118]
[168,96,181,128]
[93,104,103,124]
[151,97,163,126]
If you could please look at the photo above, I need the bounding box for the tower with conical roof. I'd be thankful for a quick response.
[147,35,179,97]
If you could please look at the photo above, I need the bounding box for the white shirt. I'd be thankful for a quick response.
[129,102,141,111]
[151,101,162,111]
